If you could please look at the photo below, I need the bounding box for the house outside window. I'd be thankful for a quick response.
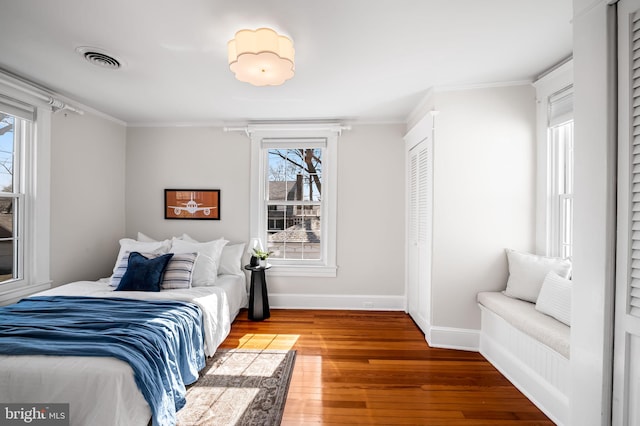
[248,124,341,277]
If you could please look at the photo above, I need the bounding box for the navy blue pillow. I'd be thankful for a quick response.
[115,252,174,292]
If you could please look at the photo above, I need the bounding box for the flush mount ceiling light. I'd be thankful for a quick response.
[227,28,295,86]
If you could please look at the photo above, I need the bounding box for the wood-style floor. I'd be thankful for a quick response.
[219,309,554,425]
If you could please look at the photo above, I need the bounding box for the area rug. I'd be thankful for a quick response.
[177,349,296,426]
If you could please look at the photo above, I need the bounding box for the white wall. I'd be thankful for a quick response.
[125,124,406,306]
[125,127,250,244]
[430,85,537,330]
[50,111,127,285]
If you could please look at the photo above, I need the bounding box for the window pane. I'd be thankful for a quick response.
[0,240,14,282]
[0,110,24,286]
[267,148,322,202]
[564,123,574,194]
[267,214,321,260]
[0,200,14,238]
[0,195,15,283]
[265,146,324,262]
[550,119,574,258]
[561,196,573,258]
[551,121,574,196]
[0,113,15,192]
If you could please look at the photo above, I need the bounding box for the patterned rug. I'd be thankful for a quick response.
[177,349,296,426]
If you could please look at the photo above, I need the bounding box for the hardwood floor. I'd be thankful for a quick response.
[220,309,554,425]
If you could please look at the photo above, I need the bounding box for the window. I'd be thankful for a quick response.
[534,59,573,259]
[266,146,322,260]
[0,111,24,283]
[0,95,38,286]
[0,80,51,303]
[547,88,574,258]
[249,124,340,277]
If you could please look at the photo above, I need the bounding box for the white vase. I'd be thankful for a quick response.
[259,259,267,267]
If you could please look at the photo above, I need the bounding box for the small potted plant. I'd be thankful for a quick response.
[253,248,273,267]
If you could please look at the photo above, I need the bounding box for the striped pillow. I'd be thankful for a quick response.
[111,251,135,287]
[535,271,572,326]
[161,252,198,289]
[111,251,198,290]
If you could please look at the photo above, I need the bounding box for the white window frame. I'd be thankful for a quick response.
[0,114,26,284]
[548,118,574,258]
[533,59,573,258]
[248,123,340,277]
[0,76,52,304]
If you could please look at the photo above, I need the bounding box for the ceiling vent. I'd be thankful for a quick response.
[75,46,122,69]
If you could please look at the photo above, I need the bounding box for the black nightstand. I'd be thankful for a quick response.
[244,264,271,321]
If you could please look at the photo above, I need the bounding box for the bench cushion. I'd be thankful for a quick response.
[478,291,570,359]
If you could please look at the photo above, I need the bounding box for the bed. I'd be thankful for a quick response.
[0,235,248,426]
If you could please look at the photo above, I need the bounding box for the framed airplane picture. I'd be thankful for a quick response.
[164,189,220,220]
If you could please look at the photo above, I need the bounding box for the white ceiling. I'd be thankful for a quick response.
[0,0,572,125]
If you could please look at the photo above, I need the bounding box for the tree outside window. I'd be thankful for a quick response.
[267,148,322,260]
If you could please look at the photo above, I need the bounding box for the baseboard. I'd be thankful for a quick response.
[426,325,480,352]
[268,293,405,311]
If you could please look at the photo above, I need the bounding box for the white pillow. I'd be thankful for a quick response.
[178,235,243,275]
[170,238,228,286]
[218,243,246,275]
[111,238,171,283]
[503,249,571,303]
[137,232,188,243]
[181,233,199,243]
[535,271,572,326]
[137,232,157,242]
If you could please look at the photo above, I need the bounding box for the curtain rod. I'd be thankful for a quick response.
[0,69,84,115]
[223,122,351,136]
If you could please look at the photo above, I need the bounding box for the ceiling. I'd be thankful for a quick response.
[0,0,572,125]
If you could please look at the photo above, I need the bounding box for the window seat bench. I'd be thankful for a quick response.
[477,291,570,426]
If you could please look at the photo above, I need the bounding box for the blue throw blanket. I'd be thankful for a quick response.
[0,296,206,426]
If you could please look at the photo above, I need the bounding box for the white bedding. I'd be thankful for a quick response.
[0,275,248,426]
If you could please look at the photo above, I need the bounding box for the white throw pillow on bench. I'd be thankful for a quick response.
[535,271,572,326]
[503,249,571,303]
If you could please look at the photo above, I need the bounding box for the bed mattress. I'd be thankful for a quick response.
[0,275,247,426]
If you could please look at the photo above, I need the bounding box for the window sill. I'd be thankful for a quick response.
[265,264,337,278]
[0,280,51,306]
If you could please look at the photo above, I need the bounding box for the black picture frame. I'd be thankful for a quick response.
[164,189,220,220]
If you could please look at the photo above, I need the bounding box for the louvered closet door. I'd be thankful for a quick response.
[407,137,432,335]
[614,1,640,424]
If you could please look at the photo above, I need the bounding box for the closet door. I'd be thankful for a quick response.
[614,1,640,424]
[407,136,432,335]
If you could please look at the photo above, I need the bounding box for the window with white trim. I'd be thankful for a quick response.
[249,124,339,277]
[0,75,51,303]
[534,59,573,259]
[0,98,31,284]
[547,87,574,258]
